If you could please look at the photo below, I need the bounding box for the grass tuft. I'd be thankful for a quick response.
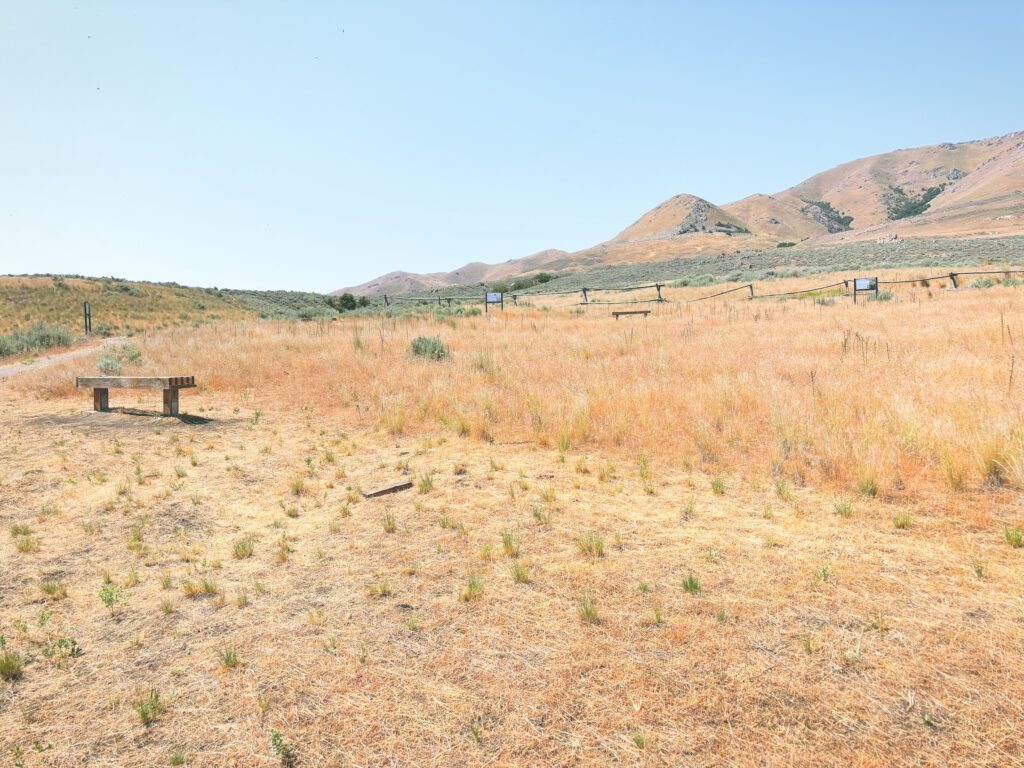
[577,592,599,624]
[576,531,605,558]
[682,573,701,594]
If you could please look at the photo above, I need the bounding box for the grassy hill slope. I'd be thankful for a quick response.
[0,275,350,341]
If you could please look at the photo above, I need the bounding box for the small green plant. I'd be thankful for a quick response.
[682,496,696,520]
[382,513,397,533]
[632,731,647,750]
[857,474,878,497]
[137,689,165,725]
[170,752,186,766]
[577,592,599,624]
[893,513,914,530]
[1005,525,1023,548]
[233,534,255,559]
[182,578,218,598]
[972,559,987,579]
[459,573,484,602]
[834,501,853,518]
[417,472,434,494]
[220,647,240,669]
[638,453,651,479]
[716,609,729,625]
[773,479,789,499]
[99,583,124,614]
[511,560,531,584]
[501,530,520,558]
[0,649,25,681]
[681,573,701,594]
[479,540,493,561]
[370,580,393,599]
[14,535,40,553]
[711,477,725,495]
[40,579,67,600]
[409,336,450,360]
[276,535,291,563]
[269,729,298,767]
[576,531,605,557]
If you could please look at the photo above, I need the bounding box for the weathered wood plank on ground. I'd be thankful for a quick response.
[363,480,414,498]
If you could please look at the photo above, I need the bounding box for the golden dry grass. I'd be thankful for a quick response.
[1,275,1023,766]
[0,276,252,338]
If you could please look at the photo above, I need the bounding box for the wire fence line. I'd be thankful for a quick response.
[374,267,1024,312]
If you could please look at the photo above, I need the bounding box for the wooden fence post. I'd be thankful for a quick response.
[949,272,959,289]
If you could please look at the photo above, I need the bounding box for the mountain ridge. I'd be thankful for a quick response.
[337,131,1024,296]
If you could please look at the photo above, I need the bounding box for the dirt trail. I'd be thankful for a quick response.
[0,337,127,381]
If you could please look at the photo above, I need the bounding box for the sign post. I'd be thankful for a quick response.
[852,277,878,304]
[83,302,92,334]
[485,292,504,312]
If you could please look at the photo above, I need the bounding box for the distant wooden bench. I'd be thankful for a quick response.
[75,376,196,416]
[612,310,651,319]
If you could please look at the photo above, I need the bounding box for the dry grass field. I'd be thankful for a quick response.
[0,277,255,339]
[2,272,1024,766]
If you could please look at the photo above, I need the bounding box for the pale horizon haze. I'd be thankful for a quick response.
[1,1,1022,291]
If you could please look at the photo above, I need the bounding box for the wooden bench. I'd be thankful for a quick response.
[612,310,651,319]
[75,376,196,416]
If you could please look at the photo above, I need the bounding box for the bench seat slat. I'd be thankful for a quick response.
[76,376,196,390]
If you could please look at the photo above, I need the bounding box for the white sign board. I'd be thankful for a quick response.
[854,277,877,291]
[486,292,502,303]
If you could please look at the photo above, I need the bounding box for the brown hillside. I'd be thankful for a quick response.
[339,131,1024,295]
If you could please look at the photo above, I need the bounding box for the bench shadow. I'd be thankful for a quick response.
[108,407,214,425]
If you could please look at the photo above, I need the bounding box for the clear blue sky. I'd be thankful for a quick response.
[2,1,1021,291]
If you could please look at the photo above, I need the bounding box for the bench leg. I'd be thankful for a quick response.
[162,388,179,416]
[93,388,109,412]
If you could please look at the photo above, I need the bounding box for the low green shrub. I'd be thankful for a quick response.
[0,323,74,358]
[409,336,449,360]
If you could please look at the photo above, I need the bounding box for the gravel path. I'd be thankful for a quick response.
[0,337,127,381]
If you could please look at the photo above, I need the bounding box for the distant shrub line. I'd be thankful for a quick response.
[0,323,74,359]
[489,272,557,294]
